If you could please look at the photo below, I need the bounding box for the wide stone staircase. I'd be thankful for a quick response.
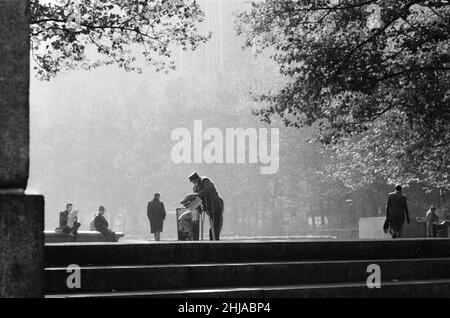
[45,239,450,297]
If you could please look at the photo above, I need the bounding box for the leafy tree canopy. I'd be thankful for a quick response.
[327,109,450,189]
[31,0,210,80]
[237,0,450,188]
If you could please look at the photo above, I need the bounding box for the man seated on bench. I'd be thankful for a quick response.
[94,206,116,242]
[56,203,81,237]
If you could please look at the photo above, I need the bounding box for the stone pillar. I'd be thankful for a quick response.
[0,1,45,298]
[0,195,44,297]
[0,0,29,189]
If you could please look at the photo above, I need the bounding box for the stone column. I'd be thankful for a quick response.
[0,0,29,189]
[0,195,44,297]
[0,1,45,298]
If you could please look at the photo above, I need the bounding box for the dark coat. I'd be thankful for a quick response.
[94,214,110,233]
[193,177,224,240]
[193,177,223,216]
[59,210,69,229]
[386,191,410,225]
[94,214,116,241]
[147,199,166,233]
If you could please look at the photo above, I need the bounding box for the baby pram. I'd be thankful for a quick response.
[178,195,207,241]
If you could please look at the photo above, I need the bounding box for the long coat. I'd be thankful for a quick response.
[193,177,223,216]
[386,191,410,227]
[147,199,166,233]
[194,177,224,240]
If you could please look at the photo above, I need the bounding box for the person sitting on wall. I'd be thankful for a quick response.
[56,203,81,237]
[94,206,116,242]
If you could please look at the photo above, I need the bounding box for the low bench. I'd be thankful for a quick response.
[45,231,124,243]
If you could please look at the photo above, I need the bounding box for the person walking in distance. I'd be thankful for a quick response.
[147,192,166,241]
[385,184,410,238]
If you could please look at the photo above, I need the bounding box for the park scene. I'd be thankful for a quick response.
[0,0,449,298]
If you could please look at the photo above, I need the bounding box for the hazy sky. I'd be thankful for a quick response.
[28,0,286,236]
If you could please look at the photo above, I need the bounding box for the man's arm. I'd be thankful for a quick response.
[59,212,67,228]
[197,178,214,199]
[147,203,152,220]
[162,203,166,220]
[385,195,391,219]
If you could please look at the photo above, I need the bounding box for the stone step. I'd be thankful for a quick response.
[45,239,450,266]
[44,231,124,243]
[45,258,450,294]
[45,278,450,298]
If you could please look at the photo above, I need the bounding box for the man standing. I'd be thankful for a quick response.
[94,206,116,242]
[147,193,166,241]
[189,172,224,241]
[385,185,410,238]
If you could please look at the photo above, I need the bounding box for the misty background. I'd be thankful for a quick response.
[28,0,445,240]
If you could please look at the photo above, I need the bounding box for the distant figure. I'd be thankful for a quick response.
[385,185,410,238]
[94,206,116,242]
[189,172,224,241]
[425,206,450,238]
[57,203,81,237]
[147,193,166,241]
[425,206,439,237]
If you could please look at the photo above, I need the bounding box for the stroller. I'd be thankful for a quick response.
[178,195,215,241]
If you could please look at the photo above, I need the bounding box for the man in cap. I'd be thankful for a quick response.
[94,206,116,242]
[189,172,224,240]
[385,184,410,238]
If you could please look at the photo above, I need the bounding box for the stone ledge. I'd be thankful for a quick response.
[45,238,450,267]
[45,231,124,243]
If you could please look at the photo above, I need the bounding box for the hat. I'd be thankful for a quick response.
[188,172,200,181]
